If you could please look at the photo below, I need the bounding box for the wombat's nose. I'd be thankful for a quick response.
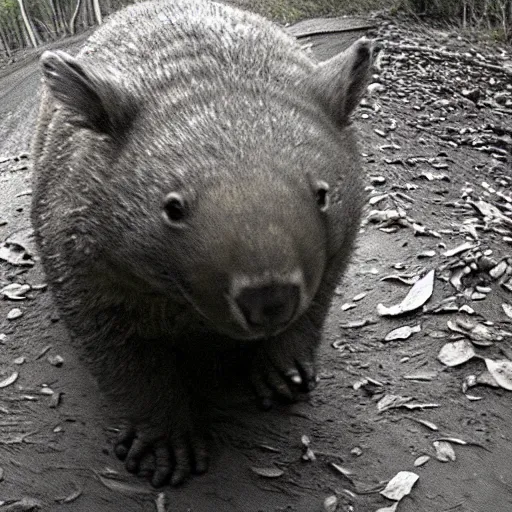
[235,284,300,331]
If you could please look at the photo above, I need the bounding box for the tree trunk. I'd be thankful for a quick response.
[0,23,12,57]
[92,0,102,25]
[69,0,83,35]
[10,14,25,49]
[55,0,69,36]
[16,0,38,47]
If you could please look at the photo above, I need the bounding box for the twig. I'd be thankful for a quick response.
[383,41,512,77]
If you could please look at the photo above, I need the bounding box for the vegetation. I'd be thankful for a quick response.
[0,0,134,56]
[0,0,510,57]
[401,0,512,41]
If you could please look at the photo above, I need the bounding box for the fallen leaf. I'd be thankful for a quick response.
[406,417,438,431]
[331,463,354,477]
[251,466,284,478]
[378,270,435,316]
[380,471,419,501]
[7,308,23,320]
[377,394,413,412]
[403,402,439,410]
[384,324,421,342]
[0,283,31,300]
[437,340,475,367]
[0,372,19,388]
[0,498,42,511]
[55,485,82,504]
[340,318,377,328]
[485,359,512,391]
[0,242,35,267]
[443,242,475,257]
[435,437,467,445]
[380,274,420,285]
[414,455,430,467]
[476,371,500,387]
[323,495,338,512]
[502,303,512,319]
[468,323,495,346]
[96,472,153,494]
[403,371,437,381]
[433,441,456,462]
[418,250,436,258]
[376,503,398,512]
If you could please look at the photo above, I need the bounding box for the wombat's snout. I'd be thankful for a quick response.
[235,283,301,333]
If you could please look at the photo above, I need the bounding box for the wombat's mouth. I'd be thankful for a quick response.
[161,271,306,340]
[179,286,300,341]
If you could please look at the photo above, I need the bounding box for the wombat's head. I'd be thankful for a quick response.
[39,39,374,340]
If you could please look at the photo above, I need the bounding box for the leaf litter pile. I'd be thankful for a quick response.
[0,13,511,512]
[321,16,511,512]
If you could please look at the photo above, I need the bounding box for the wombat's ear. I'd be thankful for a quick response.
[40,50,137,137]
[309,38,376,125]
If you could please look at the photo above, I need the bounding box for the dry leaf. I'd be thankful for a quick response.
[96,472,153,494]
[323,495,338,512]
[331,463,354,477]
[502,303,512,319]
[251,466,284,478]
[0,283,31,300]
[443,242,475,257]
[55,486,82,504]
[433,441,456,462]
[437,340,475,367]
[403,402,439,410]
[0,498,42,511]
[414,455,430,467]
[7,308,23,320]
[377,394,413,412]
[408,417,438,431]
[0,372,19,388]
[403,371,437,381]
[0,242,35,267]
[384,324,421,342]
[380,471,419,501]
[485,359,512,391]
[378,270,435,316]
[380,274,420,285]
[435,437,467,445]
[476,371,500,387]
[376,504,399,512]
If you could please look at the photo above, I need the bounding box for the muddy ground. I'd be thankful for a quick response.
[0,10,511,512]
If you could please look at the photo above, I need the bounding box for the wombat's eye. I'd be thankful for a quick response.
[162,192,188,225]
[314,180,330,212]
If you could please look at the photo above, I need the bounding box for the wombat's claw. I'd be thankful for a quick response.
[251,346,318,406]
[114,426,135,460]
[114,426,208,487]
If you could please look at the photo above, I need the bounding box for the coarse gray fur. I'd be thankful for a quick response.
[31,0,374,486]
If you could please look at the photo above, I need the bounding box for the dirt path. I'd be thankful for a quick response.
[0,14,511,512]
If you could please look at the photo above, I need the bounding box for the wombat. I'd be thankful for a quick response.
[31,0,374,487]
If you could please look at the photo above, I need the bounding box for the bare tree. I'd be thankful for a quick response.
[92,0,102,25]
[69,0,83,35]
[15,0,37,47]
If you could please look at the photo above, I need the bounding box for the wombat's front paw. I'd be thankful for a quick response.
[114,420,208,487]
[250,337,319,409]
